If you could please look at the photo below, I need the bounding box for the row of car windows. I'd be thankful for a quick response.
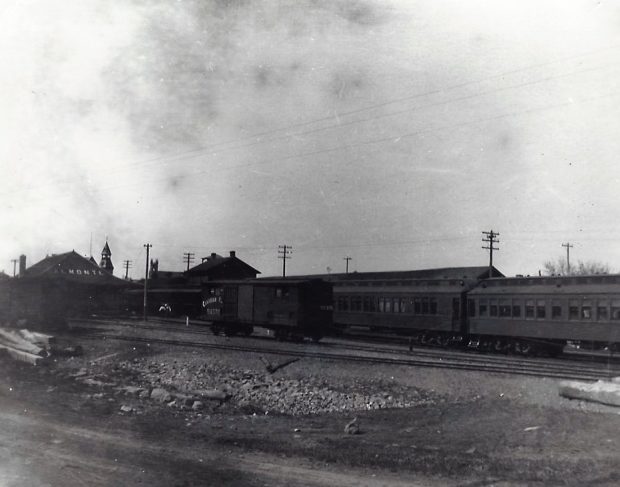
[336,296,439,315]
[470,298,620,321]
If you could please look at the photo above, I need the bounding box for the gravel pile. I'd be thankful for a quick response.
[75,353,434,416]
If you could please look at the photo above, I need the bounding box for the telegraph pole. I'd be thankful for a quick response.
[11,259,17,277]
[183,252,195,271]
[562,242,574,275]
[344,256,352,274]
[123,260,132,280]
[278,245,292,277]
[482,230,500,278]
[143,244,152,321]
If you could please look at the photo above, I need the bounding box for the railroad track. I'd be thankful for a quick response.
[78,329,619,382]
[73,318,620,373]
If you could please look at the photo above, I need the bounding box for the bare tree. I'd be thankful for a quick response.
[543,257,611,276]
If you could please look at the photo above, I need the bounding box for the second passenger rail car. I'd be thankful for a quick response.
[201,278,333,341]
[333,277,480,346]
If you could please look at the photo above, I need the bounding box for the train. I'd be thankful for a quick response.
[332,272,620,355]
[200,278,333,341]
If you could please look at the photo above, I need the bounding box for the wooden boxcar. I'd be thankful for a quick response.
[466,275,620,353]
[201,278,333,341]
[333,277,480,345]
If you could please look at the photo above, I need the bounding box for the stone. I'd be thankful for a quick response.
[120,405,134,413]
[150,388,173,403]
[192,401,204,411]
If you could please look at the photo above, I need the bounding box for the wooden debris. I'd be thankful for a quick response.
[259,356,300,374]
[559,379,620,408]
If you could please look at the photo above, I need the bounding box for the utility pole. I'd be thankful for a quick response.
[562,242,574,275]
[183,252,195,271]
[482,230,500,278]
[11,259,17,277]
[278,245,292,277]
[123,260,132,280]
[344,256,352,274]
[143,244,151,321]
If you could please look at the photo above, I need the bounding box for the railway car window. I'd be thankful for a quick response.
[430,298,438,315]
[512,300,521,318]
[499,299,511,317]
[385,299,392,313]
[479,299,488,317]
[421,298,429,314]
[362,296,371,312]
[378,298,384,312]
[337,296,349,311]
[611,300,620,320]
[400,298,407,313]
[525,300,535,319]
[551,301,562,319]
[597,301,608,321]
[468,299,476,317]
[452,298,460,318]
[414,298,421,314]
[393,298,399,313]
[581,300,592,320]
[536,300,546,319]
[569,300,579,319]
[489,299,498,317]
[351,296,362,311]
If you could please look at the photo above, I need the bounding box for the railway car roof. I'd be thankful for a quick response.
[469,275,620,295]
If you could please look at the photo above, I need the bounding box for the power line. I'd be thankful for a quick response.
[3,45,620,197]
[562,242,574,274]
[183,252,195,271]
[344,256,352,274]
[122,259,132,280]
[482,230,500,277]
[278,245,292,277]
[143,243,152,322]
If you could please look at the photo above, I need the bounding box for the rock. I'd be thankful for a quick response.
[120,405,134,413]
[192,401,204,411]
[344,417,360,435]
[139,389,151,399]
[121,386,144,396]
[150,388,173,403]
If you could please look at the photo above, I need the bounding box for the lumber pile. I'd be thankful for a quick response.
[559,378,620,408]
[0,327,55,365]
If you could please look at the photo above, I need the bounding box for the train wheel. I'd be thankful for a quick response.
[436,334,450,348]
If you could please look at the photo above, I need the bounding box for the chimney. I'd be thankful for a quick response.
[19,255,26,276]
[211,253,217,259]
[229,250,236,258]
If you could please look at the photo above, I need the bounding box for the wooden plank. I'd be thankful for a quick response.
[559,380,620,408]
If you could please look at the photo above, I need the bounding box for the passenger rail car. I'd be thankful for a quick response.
[333,274,620,355]
[468,275,620,354]
[333,277,480,346]
[201,278,333,341]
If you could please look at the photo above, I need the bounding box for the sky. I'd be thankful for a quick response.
[1,0,619,278]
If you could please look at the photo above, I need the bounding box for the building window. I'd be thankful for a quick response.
[551,301,562,319]
[581,300,592,320]
[536,300,546,319]
[489,299,498,317]
[611,300,620,320]
[597,301,608,321]
[512,300,521,318]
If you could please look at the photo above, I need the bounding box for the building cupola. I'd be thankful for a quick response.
[100,240,114,274]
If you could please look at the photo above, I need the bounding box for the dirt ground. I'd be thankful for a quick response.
[0,327,619,486]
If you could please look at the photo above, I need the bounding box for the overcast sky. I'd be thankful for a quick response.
[1,0,619,278]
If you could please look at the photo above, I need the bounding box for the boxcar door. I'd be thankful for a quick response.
[238,284,254,322]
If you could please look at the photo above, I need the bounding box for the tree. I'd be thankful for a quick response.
[543,257,611,276]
